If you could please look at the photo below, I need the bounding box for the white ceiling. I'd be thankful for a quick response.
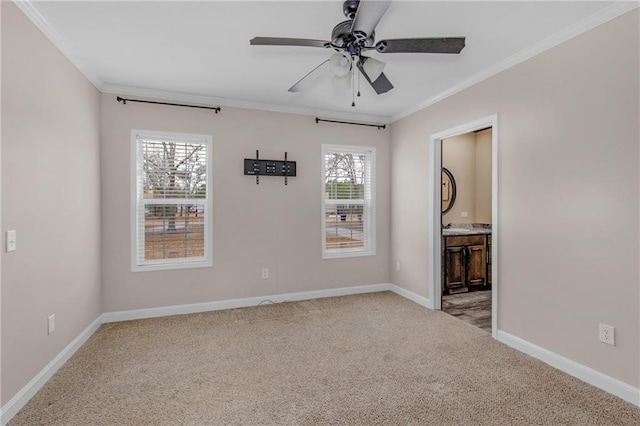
[23,1,629,122]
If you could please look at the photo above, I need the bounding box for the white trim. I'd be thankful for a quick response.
[130,132,138,273]
[497,331,640,407]
[1,285,393,424]
[12,0,104,91]
[321,144,376,260]
[103,284,393,323]
[102,284,430,323]
[392,2,639,122]
[429,114,499,338]
[104,85,391,125]
[388,284,433,309]
[490,119,499,337]
[430,138,443,311]
[130,130,213,272]
[0,315,104,425]
[15,1,636,125]
[3,286,638,425]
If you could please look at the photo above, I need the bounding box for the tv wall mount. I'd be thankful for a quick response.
[244,151,297,185]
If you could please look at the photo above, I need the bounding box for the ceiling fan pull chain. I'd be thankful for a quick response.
[351,63,356,107]
[357,69,361,97]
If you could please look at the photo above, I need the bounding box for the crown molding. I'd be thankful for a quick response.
[13,0,104,91]
[392,1,640,122]
[16,0,389,124]
[101,85,392,125]
[15,0,636,126]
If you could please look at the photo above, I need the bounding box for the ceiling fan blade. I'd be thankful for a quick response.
[375,37,466,54]
[250,37,331,48]
[356,60,393,95]
[288,59,333,93]
[367,72,394,95]
[351,0,391,38]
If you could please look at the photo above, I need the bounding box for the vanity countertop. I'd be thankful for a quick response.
[442,224,492,236]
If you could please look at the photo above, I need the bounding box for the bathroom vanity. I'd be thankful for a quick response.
[442,226,491,295]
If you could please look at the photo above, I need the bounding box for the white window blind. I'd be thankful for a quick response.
[131,130,212,271]
[322,144,376,259]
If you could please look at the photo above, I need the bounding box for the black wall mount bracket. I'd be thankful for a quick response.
[244,151,296,185]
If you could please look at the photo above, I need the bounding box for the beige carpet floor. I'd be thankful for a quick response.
[10,291,640,425]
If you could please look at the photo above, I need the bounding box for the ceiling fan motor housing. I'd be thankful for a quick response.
[250,0,466,97]
[331,20,374,55]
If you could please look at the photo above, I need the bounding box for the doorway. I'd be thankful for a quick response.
[428,115,498,338]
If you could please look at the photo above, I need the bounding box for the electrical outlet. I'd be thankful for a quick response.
[48,314,55,335]
[461,212,468,218]
[261,268,269,279]
[396,261,401,272]
[6,230,16,252]
[599,323,615,346]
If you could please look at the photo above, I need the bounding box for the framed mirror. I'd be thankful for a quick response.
[442,167,456,214]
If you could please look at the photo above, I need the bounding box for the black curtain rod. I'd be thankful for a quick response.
[315,117,385,130]
[116,96,221,113]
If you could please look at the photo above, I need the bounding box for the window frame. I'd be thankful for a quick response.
[321,144,376,259]
[130,129,213,272]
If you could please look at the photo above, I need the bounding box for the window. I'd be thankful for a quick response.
[322,144,375,259]
[131,130,212,271]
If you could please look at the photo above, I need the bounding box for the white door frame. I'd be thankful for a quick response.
[429,114,499,338]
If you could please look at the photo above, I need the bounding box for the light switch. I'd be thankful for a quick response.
[461,212,468,218]
[6,230,16,252]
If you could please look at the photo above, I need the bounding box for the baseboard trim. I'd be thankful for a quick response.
[497,331,640,407]
[0,315,104,425]
[2,285,392,424]
[388,284,433,309]
[102,283,393,323]
[4,287,637,425]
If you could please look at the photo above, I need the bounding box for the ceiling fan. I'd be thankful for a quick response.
[250,0,465,104]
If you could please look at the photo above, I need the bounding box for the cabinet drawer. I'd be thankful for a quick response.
[444,235,485,247]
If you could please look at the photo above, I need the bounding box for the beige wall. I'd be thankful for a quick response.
[1,0,637,410]
[442,129,492,224]
[474,129,492,223]
[1,2,102,405]
[390,9,639,388]
[442,133,477,224]
[100,96,391,312]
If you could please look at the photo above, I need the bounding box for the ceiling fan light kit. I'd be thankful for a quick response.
[329,52,352,77]
[250,0,466,105]
[360,56,385,82]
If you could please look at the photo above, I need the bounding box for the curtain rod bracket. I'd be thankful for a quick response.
[116,96,221,114]
[315,117,385,130]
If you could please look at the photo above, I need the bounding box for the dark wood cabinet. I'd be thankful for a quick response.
[467,244,486,289]
[444,246,466,292]
[442,234,489,295]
